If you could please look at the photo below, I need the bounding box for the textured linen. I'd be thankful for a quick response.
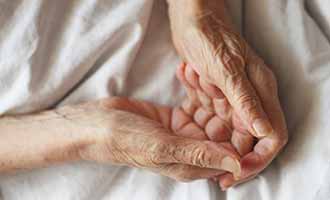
[0,0,329,199]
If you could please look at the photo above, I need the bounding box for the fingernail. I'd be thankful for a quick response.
[220,157,241,178]
[252,118,274,137]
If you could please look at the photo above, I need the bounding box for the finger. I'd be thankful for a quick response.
[199,76,225,99]
[232,112,249,133]
[218,173,256,191]
[186,63,225,99]
[158,138,241,176]
[218,173,234,190]
[220,142,238,153]
[183,64,214,112]
[193,107,214,128]
[176,64,201,112]
[185,64,202,90]
[176,122,208,140]
[183,66,233,123]
[231,130,255,156]
[205,116,232,142]
[230,110,255,157]
[156,106,173,130]
[196,90,214,112]
[247,58,288,144]
[220,58,288,187]
[160,164,225,182]
[181,98,199,116]
[237,60,287,178]
[218,137,280,187]
[171,107,207,140]
[176,63,192,89]
[171,107,192,132]
[217,69,274,138]
[213,98,232,122]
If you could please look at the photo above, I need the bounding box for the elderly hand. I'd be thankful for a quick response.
[0,97,240,179]
[175,63,255,157]
[167,0,288,189]
[79,98,241,182]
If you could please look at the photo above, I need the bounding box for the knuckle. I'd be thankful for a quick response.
[224,73,247,94]
[236,92,258,114]
[190,142,212,167]
[149,142,169,165]
[225,70,261,115]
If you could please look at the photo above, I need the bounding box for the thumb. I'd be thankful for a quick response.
[159,137,241,177]
[220,69,274,138]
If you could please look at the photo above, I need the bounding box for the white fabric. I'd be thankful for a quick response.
[0,0,329,199]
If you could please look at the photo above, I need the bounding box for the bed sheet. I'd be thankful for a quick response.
[0,0,329,199]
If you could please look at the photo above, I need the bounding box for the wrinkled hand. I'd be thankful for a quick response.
[176,63,255,157]
[168,0,288,189]
[79,99,241,182]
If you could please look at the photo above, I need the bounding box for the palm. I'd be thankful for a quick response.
[174,63,255,156]
[106,63,255,159]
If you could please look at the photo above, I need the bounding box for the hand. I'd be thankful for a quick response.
[79,98,241,182]
[217,53,288,189]
[176,62,288,189]
[175,63,255,157]
[168,0,288,188]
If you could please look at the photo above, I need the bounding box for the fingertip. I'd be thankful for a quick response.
[220,157,241,178]
[185,64,201,90]
[252,118,274,138]
[239,151,265,179]
[219,173,235,190]
[231,130,255,156]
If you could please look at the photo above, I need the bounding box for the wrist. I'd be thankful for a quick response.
[168,0,230,41]
[167,0,226,20]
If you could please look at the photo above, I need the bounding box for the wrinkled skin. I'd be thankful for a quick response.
[167,0,288,189]
[79,98,242,182]
[0,96,241,181]
[177,63,288,189]
[175,63,255,157]
[0,0,287,190]
[80,62,257,183]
